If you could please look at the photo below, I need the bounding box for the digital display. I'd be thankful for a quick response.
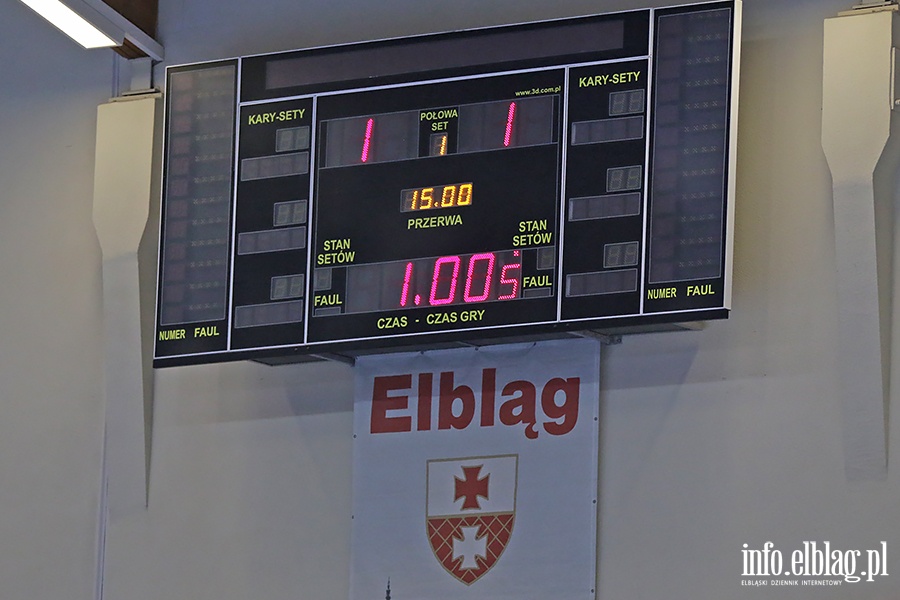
[401,183,473,212]
[154,1,741,366]
[344,250,522,314]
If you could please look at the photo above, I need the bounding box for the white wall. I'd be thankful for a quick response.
[3,0,898,599]
[0,1,110,598]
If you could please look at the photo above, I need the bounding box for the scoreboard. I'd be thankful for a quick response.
[154,0,741,366]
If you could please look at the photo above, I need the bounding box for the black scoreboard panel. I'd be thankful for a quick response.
[154,0,741,366]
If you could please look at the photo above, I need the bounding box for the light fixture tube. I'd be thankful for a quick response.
[18,0,119,49]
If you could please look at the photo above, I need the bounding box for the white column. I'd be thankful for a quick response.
[822,8,896,479]
[92,94,158,515]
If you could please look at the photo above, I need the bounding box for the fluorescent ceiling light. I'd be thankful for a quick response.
[18,0,119,49]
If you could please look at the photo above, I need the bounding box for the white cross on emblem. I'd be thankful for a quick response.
[452,525,487,569]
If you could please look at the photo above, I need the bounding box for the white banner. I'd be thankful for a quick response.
[351,339,600,600]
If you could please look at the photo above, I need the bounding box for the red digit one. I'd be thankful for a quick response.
[399,261,414,307]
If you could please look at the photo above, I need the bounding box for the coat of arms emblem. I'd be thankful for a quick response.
[426,455,518,585]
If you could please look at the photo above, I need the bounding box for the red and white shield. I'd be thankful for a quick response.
[426,455,518,585]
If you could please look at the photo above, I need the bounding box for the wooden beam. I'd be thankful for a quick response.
[104,0,157,39]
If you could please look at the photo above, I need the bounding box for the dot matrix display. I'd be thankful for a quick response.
[154,1,740,366]
[158,65,236,332]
